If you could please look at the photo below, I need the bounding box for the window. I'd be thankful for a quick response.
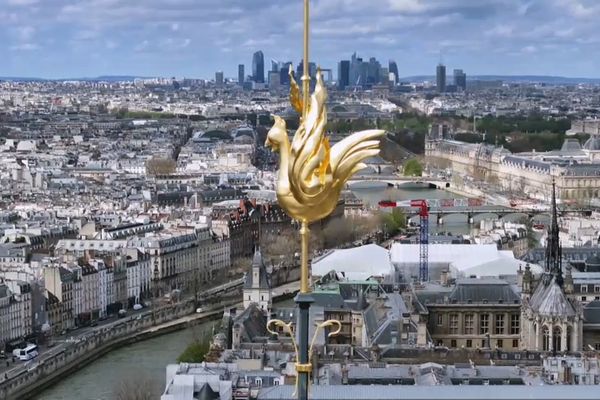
[437,314,443,326]
[512,339,519,348]
[451,339,457,348]
[495,314,505,335]
[595,343,600,351]
[595,285,600,293]
[511,314,520,335]
[497,339,504,348]
[542,326,550,351]
[582,296,587,302]
[480,314,489,334]
[581,285,588,293]
[449,314,459,334]
[466,339,472,348]
[464,314,474,335]
[481,339,486,348]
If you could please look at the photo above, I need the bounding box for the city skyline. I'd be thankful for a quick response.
[2,0,600,79]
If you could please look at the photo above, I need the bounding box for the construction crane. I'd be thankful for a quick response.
[378,199,430,282]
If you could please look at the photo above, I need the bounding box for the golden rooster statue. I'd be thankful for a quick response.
[265,67,384,293]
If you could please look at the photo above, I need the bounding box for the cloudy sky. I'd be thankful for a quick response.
[1,0,599,79]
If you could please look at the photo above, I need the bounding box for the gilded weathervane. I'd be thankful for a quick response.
[264,0,384,398]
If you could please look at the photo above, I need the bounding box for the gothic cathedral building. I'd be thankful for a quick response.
[520,181,583,352]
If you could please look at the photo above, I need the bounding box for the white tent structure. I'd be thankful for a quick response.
[312,244,394,281]
[390,243,542,280]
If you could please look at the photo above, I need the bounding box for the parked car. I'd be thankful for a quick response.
[117,309,127,318]
[132,304,143,311]
[196,307,205,314]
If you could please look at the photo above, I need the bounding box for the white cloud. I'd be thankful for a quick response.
[521,45,537,53]
[10,42,39,51]
[16,25,35,41]
[387,0,427,13]
[6,0,39,6]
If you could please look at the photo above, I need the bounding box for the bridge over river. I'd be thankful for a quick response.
[378,197,593,225]
[348,174,450,189]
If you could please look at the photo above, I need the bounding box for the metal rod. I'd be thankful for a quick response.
[297,296,310,400]
[302,0,310,120]
[300,220,309,293]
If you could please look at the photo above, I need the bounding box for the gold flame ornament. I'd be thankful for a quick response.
[266,68,385,293]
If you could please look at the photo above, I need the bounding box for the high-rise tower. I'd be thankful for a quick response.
[252,51,265,83]
[453,69,466,91]
[238,64,245,85]
[436,63,446,93]
[389,60,399,85]
[338,60,350,90]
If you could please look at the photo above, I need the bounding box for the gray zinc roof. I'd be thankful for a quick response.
[529,276,576,317]
[258,385,600,400]
[449,279,520,304]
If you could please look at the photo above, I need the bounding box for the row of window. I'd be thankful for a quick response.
[579,285,600,293]
[438,313,520,335]
[445,338,520,349]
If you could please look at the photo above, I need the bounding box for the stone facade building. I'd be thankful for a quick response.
[421,278,522,350]
[425,125,600,202]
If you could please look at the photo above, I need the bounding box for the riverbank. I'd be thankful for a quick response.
[2,281,300,400]
[442,182,484,199]
[0,282,298,400]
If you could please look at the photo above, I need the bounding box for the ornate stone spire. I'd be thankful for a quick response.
[546,179,563,286]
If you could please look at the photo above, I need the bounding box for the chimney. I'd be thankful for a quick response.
[440,269,449,286]
[341,365,349,385]
[516,264,523,287]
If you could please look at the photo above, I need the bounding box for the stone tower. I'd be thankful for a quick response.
[243,248,272,312]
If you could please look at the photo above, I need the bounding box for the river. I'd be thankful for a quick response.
[34,322,217,400]
[351,185,551,235]
[35,186,545,399]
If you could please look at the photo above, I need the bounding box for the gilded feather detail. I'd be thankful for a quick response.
[265,69,385,223]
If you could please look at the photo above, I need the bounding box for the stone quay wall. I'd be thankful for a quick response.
[0,300,219,400]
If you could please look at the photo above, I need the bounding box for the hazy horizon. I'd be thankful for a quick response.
[2,0,600,79]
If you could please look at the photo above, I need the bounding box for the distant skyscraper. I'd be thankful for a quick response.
[238,64,245,84]
[436,63,446,93]
[338,60,350,90]
[349,52,361,86]
[279,61,292,86]
[252,51,265,83]
[215,71,224,86]
[379,67,389,85]
[268,71,280,90]
[296,60,317,81]
[389,60,399,85]
[454,69,467,91]
[271,59,280,73]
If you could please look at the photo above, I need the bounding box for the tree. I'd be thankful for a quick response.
[145,157,176,176]
[403,159,423,177]
[177,340,211,363]
[379,208,406,236]
[113,375,158,400]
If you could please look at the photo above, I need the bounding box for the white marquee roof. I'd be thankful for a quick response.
[312,244,393,280]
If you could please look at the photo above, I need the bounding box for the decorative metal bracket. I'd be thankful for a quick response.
[267,318,342,396]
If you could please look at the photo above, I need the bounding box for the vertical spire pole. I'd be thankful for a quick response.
[296,7,314,399]
[302,0,310,120]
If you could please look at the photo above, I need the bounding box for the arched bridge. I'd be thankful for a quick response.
[348,175,450,189]
[399,204,593,225]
